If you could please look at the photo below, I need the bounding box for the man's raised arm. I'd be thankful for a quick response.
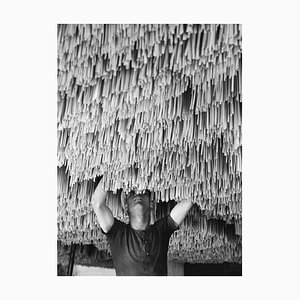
[170,200,193,227]
[91,176,114,233]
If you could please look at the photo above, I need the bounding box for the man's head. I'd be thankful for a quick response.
[123,189,152,218]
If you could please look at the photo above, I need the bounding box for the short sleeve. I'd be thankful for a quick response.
[166,215,179,235]
[101,218,125,240]
[155,215,179,237]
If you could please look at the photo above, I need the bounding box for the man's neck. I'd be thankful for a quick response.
[129,213,150,231]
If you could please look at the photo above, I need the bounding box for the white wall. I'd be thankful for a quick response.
[73,265,116,276]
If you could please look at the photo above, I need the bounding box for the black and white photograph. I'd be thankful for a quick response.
[2,0,299,298]
[57,24,242,276]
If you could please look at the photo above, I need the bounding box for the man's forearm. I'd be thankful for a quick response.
[91,176,114,233]
[170,200,193,227]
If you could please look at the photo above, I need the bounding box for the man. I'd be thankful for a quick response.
[91,177,193,276]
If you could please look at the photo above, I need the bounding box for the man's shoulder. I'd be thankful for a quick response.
[103,217,127,237]
[153,215,169,227]
[153,215,179,232]
[113,218,128,230]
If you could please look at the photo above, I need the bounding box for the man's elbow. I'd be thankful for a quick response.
[101,224,111,234]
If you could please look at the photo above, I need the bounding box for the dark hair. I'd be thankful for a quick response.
[127,189,151,197]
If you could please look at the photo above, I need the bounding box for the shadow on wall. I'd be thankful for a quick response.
[184,262,242,276]
[57,263,68,276]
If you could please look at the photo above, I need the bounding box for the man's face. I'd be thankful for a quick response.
[126,190,151,215]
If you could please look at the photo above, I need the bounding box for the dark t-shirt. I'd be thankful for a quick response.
[102,215,179,276]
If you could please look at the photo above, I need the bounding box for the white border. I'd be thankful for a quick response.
[2,0,299,299]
